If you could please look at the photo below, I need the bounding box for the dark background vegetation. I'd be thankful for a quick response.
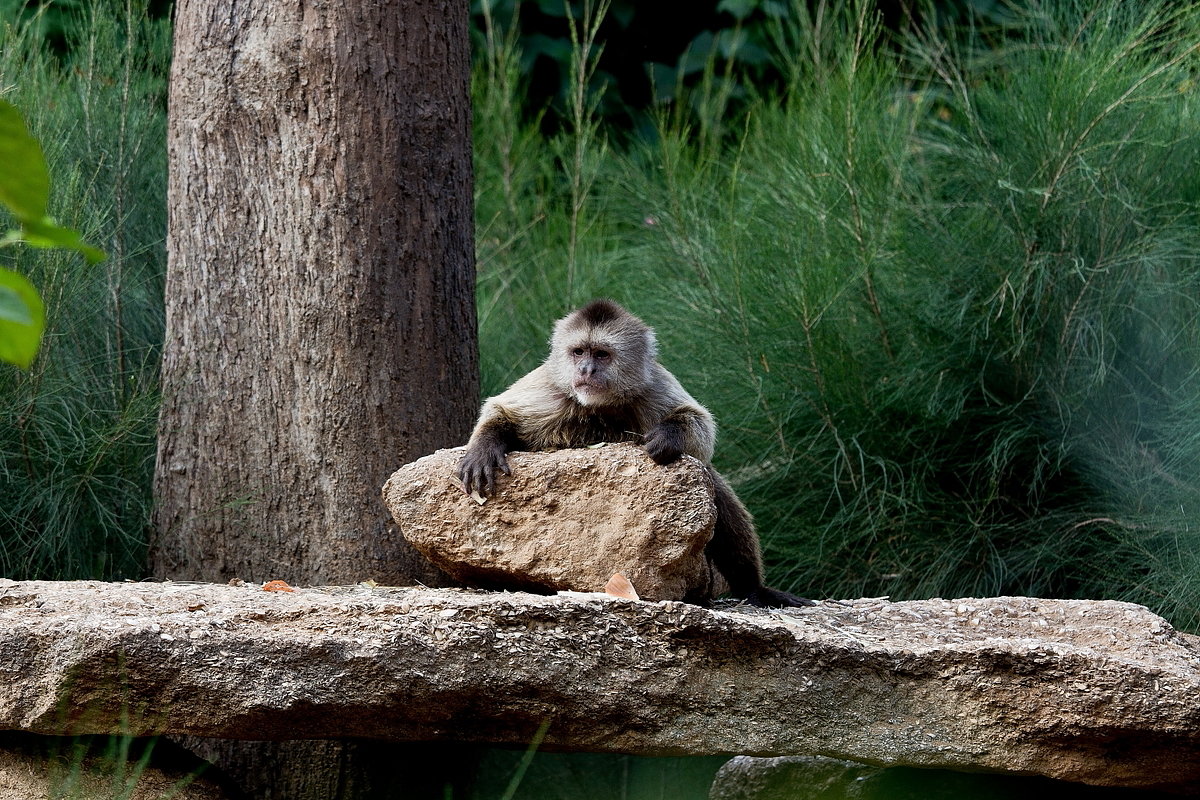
[2,2,1200,795]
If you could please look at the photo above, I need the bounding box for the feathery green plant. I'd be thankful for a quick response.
[0,0,168,579]
[473,0,1200,629]
[626,0,1200,625]
[473,0,628,392]
[901,0,1200,623]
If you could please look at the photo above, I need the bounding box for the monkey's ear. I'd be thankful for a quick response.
[643,328,659,361]
[549,317,567,349]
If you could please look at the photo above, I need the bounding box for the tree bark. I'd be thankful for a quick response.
[152,0,475,587]
[154,0,476,794]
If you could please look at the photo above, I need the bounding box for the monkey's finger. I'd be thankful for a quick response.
[461,462,487,496]
[482,468,496,496]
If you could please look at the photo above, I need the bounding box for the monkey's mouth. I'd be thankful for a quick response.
[573,382,608,402]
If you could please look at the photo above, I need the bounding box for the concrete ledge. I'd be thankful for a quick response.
[0,580,1196,792]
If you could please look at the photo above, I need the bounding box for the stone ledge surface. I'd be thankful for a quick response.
[0,580,1196,792]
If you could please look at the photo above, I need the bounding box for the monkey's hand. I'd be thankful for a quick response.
[745,587,817,608]
[642,422,685,465]
[458,441,512,496]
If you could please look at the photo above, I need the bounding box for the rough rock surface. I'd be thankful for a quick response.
[0,580,1198,792]
[382,443,727,602]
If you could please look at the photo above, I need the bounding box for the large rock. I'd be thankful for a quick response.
[0,580,1198,792]
[382,443,726,602]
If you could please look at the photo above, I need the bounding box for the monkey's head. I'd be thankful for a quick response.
[549,299,657,406]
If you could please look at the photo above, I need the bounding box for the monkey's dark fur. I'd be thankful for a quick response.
[458,299,813,608]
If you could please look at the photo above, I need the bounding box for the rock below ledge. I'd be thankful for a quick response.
[0,580,1197,792]
[382,443,727,602]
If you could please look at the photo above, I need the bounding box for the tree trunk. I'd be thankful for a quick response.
[154,0,477,795]
[152,0,476,587]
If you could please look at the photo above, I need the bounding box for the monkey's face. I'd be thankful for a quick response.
[567,343,615,406]
[550,301,657,407]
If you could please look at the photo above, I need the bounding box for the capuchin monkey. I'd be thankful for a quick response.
[458,299,813,609]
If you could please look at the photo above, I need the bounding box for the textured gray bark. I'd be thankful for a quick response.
[153,0,475,587]
[154,0,475,795]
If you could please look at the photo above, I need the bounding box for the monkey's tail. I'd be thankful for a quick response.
[707,467,815,608]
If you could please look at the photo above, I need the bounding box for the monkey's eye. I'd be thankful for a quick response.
[594,350,611,360]
[571,347,585,357]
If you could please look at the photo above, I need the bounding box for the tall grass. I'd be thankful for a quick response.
[473,0,630,392]
[900,0,1200,623]
[474,0,1200,629]
[0,0,169,580]
[44,733,210,799]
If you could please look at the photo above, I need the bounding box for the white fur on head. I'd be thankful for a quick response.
[548,300,658,404]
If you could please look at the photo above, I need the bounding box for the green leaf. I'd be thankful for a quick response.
[0,99,51,224]
[717,28,769,64]
[523,33,573,64]
[647,62,679,103]
[610,3,634,28]
[0,286,33,326]
[680,31,716,75]
[717,0,758,20]
[0,267,45,369]
[20,215,107,264]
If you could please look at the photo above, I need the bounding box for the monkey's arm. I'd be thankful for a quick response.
[458,368,552,495]
[643,406,714,464]
[458,406,519,496]
[642,366,716,465]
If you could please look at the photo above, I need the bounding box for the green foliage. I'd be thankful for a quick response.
[469,1,1038,135]
[651,0,1200,626]
[0,0,169,579]
[0,265,44,368]
[0,0,86,57]
[0,99,105,368]
[474,0,1200,629]
[470,0,785,131]
[893,0,1200,623]
[473,0,629,390]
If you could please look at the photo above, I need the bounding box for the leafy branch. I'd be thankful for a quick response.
[0,99,104,368]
